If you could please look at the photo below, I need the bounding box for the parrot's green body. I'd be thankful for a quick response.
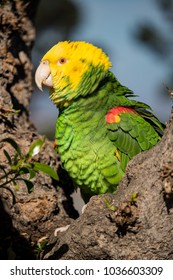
[35,41,164,201]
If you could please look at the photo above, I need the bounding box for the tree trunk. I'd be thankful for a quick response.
[0,0,173,260]
[0,0,77,260]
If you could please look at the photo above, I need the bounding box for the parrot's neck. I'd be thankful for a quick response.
[58,77,111,125]
[55,75,113,156]
[58,72,116,116]
[58,86,108,133]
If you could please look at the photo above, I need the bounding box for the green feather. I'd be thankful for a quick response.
[54,67,164,201]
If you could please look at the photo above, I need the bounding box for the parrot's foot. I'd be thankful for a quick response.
[54,225,70,236]
[81,203,88,214]
[53,204,87,237]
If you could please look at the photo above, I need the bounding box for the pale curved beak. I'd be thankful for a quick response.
[35,60,53,91]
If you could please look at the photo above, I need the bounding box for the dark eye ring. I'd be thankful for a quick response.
[58,58,68,65]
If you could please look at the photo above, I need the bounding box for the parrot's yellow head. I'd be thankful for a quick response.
[35,41,112,107]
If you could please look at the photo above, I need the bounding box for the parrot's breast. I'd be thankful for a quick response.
[55,96,124,195]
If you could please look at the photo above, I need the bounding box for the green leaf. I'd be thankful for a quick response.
[131,192,138,203]
[3,149,12,165]
[104,198,117,211]
[1,138,21,156]
[18,178,34,193]
[11,158,25,171]
[19,167,30,175]
[5,109,20,117]
[27,139,44,158]
[33,162,59,180]
[19,165,36,179]
[13,181,20,191]
[28,169,36,179]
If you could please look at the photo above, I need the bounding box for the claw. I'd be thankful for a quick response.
[54,225,70,236]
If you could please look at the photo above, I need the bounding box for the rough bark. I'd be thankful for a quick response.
[0,0,173,260]
[45,111,173,260]
[0,0,77,260]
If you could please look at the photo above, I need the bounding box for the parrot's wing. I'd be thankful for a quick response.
[135,107,165,136]
[106,106,161,171]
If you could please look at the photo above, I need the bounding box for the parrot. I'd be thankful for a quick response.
[35,41,164,202]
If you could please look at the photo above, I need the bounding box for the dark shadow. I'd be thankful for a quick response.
[57,165,79,219]
[0,198,36,260]
[163,192,173,213]
[47,243,69,260]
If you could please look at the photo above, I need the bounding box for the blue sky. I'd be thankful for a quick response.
[31,0,172,137]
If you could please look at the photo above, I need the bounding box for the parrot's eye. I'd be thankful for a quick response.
[58,58,68,65]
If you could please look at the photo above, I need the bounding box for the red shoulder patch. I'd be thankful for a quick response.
[106,106,136,124]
